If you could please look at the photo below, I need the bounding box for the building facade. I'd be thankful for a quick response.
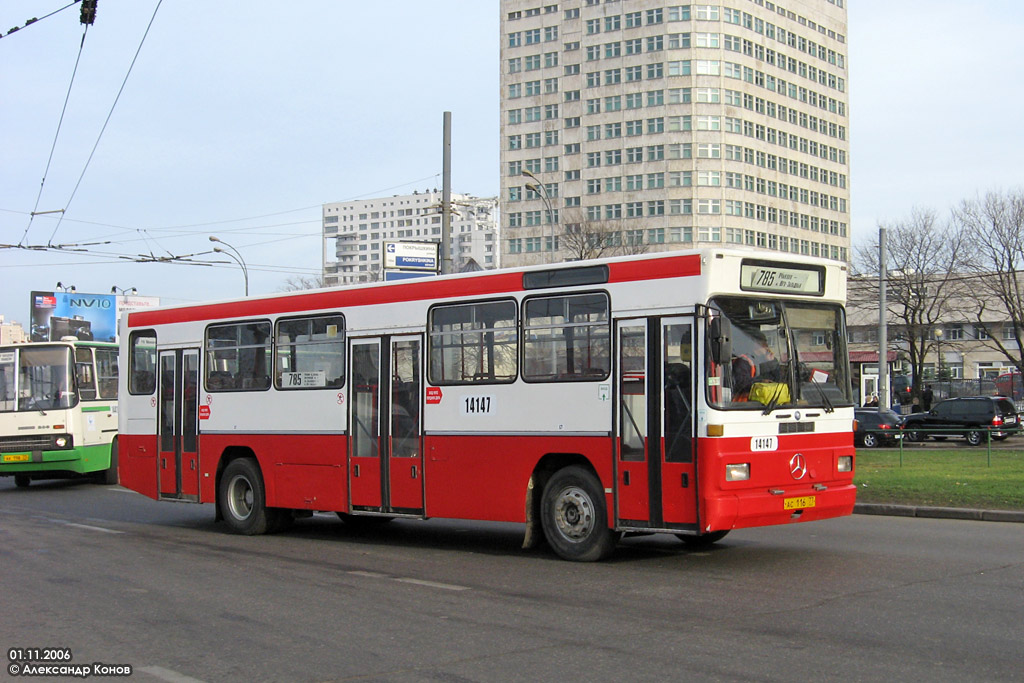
[499,0,850,267]
[322,191,500,286]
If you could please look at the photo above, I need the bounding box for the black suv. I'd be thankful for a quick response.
[855,408,904,448]
[902,396,1020,446]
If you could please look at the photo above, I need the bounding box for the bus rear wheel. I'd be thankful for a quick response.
[219,458,279,535]
[540,466,619,562]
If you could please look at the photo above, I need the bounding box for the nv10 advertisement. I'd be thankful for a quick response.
[30,291,160,343]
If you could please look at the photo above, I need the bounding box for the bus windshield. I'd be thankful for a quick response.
[0,346,76,413]
[706,296,852,411]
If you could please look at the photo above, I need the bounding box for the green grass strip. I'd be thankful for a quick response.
[855,449,1024,510]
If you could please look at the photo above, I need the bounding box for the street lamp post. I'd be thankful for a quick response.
[55,282,76,293]
[934,328,944,381]
[209,236,249,296]
[522,169,556,262]
[111,286,137,295]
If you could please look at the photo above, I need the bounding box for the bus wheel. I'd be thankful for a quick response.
[14,474,30,489]
[676,530,729,548]
[540,466,619,562]
[219,458,273,535]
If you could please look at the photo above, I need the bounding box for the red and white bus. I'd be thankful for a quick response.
[118,248,856,561]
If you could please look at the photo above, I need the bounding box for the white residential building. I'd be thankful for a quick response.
[322,191,500,286]
[499,0,850,266]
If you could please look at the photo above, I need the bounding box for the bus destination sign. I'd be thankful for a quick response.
[740,261,824,296]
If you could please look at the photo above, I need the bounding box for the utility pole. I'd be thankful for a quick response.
[878,227,889,411]
[440,111,452,275]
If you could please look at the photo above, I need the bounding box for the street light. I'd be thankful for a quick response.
[209,236,249,296]
[111,286,137,295]
[934,328,944,381]
[522,169,556,262]
[55,282,75,293]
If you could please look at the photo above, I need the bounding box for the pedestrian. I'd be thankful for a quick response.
[922,385,934,412]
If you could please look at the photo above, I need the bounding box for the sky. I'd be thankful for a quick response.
[2,1,1023,325]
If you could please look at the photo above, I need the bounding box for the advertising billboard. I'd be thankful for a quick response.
[30,291,160,343]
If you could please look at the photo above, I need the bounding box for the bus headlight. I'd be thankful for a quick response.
[837,455,853,472]
[726,463,750,481]
[54,436,68,448]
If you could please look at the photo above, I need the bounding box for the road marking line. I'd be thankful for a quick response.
[61,521,124,534]
[139,665,207,683]
[394,577,470,591]
[348,570,388,579]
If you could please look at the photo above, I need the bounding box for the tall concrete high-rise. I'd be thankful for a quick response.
[500,0,849,267]
[322,191,500,286]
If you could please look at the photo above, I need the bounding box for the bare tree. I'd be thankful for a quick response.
[279,274,325,292]
[953,188,1024,375]
[850,208,968,401]
[559,211,648,261]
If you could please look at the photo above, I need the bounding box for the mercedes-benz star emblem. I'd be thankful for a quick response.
[789,453,807,480]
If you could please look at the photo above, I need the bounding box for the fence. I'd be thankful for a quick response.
[893,375,1024,414]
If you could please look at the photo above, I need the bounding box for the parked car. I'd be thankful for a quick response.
[854,408,904,448]
[901,396,1020,446]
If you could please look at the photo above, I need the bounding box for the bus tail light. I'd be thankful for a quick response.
[837,455,853,472]
[726,463,750,481]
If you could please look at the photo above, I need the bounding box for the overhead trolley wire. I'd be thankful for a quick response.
[18,20,91,247]
[0,1,79,40]
[47,0,164,247]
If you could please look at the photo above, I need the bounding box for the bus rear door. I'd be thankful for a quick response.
[157,349,200,500]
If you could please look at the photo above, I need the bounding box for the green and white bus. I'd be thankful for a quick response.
[0,340,119,488]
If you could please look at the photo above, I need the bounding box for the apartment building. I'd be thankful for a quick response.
[322,191,500,286]
[500,0,850,266]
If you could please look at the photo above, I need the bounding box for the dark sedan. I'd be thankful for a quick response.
[854,408,904,448]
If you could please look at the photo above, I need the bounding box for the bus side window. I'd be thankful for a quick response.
[129,331,158,395]
[75,347,97,400]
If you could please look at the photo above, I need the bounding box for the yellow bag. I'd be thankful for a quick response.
[749,381,790,405]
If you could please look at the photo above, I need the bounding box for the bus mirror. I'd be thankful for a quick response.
[709,316,731,365]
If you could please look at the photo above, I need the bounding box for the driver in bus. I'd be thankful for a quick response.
[732,334,781,401]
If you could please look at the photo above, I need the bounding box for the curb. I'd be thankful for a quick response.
[854,503,1024,523]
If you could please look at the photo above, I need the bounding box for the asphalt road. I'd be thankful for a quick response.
[1,478,1022,682]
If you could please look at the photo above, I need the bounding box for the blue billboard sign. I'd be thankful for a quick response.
[30,291,118,342]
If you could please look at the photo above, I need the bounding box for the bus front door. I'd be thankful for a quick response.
[157,349,200,501]
[348,336,424,515]
[615,317,698,529]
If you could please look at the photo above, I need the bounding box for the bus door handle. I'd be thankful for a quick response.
[411,465,418,479]
[161,458,166,470]
[623,470,630,486]
[354,464,360,477]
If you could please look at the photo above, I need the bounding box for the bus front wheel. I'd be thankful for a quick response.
[540,466,619,562]
[14,474,30,489]
[219,458,275,535]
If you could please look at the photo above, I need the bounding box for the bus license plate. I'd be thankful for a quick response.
[784,496,816,510]
[2,454,30,463]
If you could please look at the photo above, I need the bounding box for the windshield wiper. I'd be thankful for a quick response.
[805,374,835,413]
[760,382,788,415]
